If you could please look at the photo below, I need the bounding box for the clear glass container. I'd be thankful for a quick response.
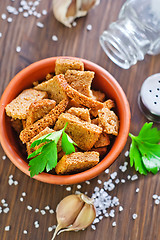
[100,0,160,69]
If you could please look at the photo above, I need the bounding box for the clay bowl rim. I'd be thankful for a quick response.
[0,56,131,185]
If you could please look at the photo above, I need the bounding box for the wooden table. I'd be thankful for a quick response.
[0,1,160,239]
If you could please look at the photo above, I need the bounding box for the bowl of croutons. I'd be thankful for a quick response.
[0,57,130,184]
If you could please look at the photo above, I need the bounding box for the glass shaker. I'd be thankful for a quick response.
[100,0,160,69]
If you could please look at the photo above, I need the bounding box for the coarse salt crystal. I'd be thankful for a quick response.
[52,35,58,41]
[23,230,28,234]
[87,24,92,31]
[48,227,53,232]
[35,224,39,228]
[34,221,38,225]
[5,226,10,231]
[155,199,160,205]
[23,12,29,18]
[2,155,6,160]
[152,194,158,199]
[136,188,139,193]
[49,209,54,214]
[124,150,129,157]
[112,221,116,227]
[40,210,46,215]
[85,180,90,184]
[91,225,96,230]
[1,14,7,20]
[121,179,125,183]
[72,21,77,27]
[36,13,41,18]
[27,205,32,210]
[3,207,10,213]
[131,175,138,181]
[14,181,18,185]
[1,199,5,204]
[45,206,50,210]
[18,7,23,12]
[42,9,47,15]
[97,179,102,184]
[66,186,71,191]
[36,22,44,28]
[119,206,123,212]
[20,197,24,202]
[7,17,13,23]
[8,179,14,185]
[132,213,138,220]
[115,179,120,184]
[35,208,39,213]
[22,192,26,197]
[110,172,117,180]
[77,185,81,189]
[16,46,21,53]
[127,175,131,180]
[105,169,109,174]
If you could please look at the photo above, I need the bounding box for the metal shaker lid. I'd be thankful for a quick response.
[138,73,160,123]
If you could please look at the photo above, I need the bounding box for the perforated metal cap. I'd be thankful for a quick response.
[138,73,160,123]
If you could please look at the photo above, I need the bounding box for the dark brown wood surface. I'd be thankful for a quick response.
[0,1,160,240]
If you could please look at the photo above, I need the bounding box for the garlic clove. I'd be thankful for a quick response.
[51,194,84,240]
[53,0,99,28]
[58,202,96,234]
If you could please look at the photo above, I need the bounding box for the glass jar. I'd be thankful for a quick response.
[100,0,160,69]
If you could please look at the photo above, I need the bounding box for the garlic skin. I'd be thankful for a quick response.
[53,0,100,28]
[52,193,96,239]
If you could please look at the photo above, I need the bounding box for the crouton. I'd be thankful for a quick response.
[11,119,23,134]
[26,99,56,127]
[98,107,119,136]
[65,70,94,97]
[5,89,48,120]
[92,90,105,102]
[55,151,99,175]
[91,118,99,125]
[55,58,84,75]
[22,120,26,129]
[46,73,54,81]
[26,127,54,156]
[33,81,39,87]
[61,79,104,110]
[90,147,107,159]
[90,99,115,117]
[34,74,68,103]
[54,113,102,151]
[94,132,110,148]
[67,107,91,122]
[20,98,69,143]
[67,99,84,109]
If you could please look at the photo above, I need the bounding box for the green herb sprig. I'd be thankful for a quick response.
[28,123,77,177]
[129,122,160,175]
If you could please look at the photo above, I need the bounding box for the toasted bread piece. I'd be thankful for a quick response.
[61,79,104,110]
[33,81,39,87]
[46,73,54,80]
[92,90,105,102]
[94,132,110,148]
[26,99,56,127]
[67,107,91,122]
[98,107,119,136]
[26,127,54,156]
[54,113,102,150]
[55,58,84,75]
[11,119,23,134]
[22,120,26,129]
[91,118,99,125]
[91,147,107,158]
[34,74,68,103]
[55,151,99,175]
[20,99,69,143]
[65,70,94,97]
[90,99,115,117]
[5,89,48,120]
[67,99,84,109]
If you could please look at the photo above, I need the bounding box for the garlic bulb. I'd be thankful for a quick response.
[52,193,96,239]
[53,0,100,27]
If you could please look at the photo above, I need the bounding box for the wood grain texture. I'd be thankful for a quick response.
[0,0,160,240]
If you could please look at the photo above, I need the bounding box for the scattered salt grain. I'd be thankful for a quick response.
[132,213,138,220]
[48,227,53,232]
[93,218,99,224]
[9,175,13,179]
[115,179,120,184]
[52,35,58,41]
[152,194,158,199]
[18,7,23,12]
[136,188,139,193]
[97,179,102,184]
[23,12,29,18]
[20,197,24,202]
[40,210,46,215]
[66,186,71,191]
[27,205,32,211]
[104,212,109,217]
[49,209,54,214]
[0,209,2,214]
[127,175,131,180]
[121,179,125,183]
[119,206,123,212]
[105,169,109,174]
[85,180,90,185]
[45,205,50,210]
[36,13,41,18]
[7,17,13,23]
[2,155,6,160]
[35,224,39,228]
[87,24,92,31]
[42,9,47,15]
[8,179,14,185]
[23,230,28,234]
[1,14,7,20]
[1,199,6,204]
[110,172,117,180]
[0,32,2,38]
[34,221,38,225]
[7,6,16,13]
[77,185,81,189]
[72,21,77,27]
[5,226,10,231]
[36,22,44,28]
[155,199,160,205]
[14,180,18,185]
[99,215,103,220]
[131,175,138,181]
[91,225,96,230]
[35,208,39,213]
[22,192,26,197]
[3,207,10,213]
[16,46,21,53]
[112,221,116,227]
[124,150,129,157]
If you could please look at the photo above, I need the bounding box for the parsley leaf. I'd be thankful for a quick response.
[129,122,160,175]
[28,123,76,177]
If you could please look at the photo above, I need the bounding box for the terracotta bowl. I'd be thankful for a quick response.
[0,57,130,185]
